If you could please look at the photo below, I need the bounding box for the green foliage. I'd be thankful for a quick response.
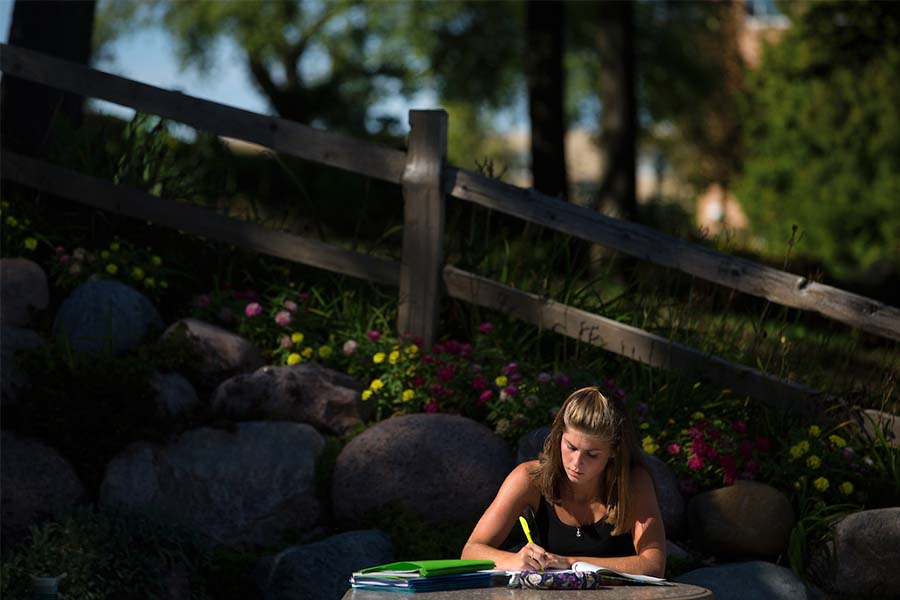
[0,508,211,600]
[736,0,900,280]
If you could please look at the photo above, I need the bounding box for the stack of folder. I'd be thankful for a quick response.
[349,559,498,593]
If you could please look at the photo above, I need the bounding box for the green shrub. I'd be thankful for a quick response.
[0,508,210,600]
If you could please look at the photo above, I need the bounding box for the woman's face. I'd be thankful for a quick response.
[560,427,614,485]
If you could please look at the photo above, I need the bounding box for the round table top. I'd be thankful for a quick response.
[343,582,713,600]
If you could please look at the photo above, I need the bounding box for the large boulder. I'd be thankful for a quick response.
[1,431,87,546]
[99,421,324,547]
[1,326,46,407]
[674,561,811,600]
[687,481,794,559]
[332,414,514,526]
[255,530,393,600]
[162,318,263,389]
[151,372,200,419]
[53,280,163,355]
[816,507,900,599]
[642,452,686,539]
[212,363,365,435]
[0,258,48,327]
[516,426,551,463]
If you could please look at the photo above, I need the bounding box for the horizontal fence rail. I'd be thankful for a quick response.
[2,151,402,286]
[444,266,821,415]
[0,43,408,184]
[445,167,900,342]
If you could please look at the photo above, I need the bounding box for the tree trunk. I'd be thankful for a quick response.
[1,0,96,156]
[525,0,568,200]
[595,0,637,222]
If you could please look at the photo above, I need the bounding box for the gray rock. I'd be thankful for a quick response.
[818,507,900,599]
[0,258,48,326]
[674,561,811,600]
[256,530,393,600]
[162,318,263,389]
[1,326,46,407]
[859,409,899,449]
[666,540,690,563]
[53,280,163,355]
[99,421,324,547]
[516,427,686,539]
[516,426,551,463]
[152,372,200,419]
[687,481,794,559]
[642,451,686,539]
[332,414,514,526]
[212,363,365,435]
[1,431,87,547]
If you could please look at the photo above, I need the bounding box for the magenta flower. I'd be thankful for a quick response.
[554,372,571,386]
[437,366,455,382]
[739,441,755,459]
[687,455,705,471]
[275,310,292,327]
[472,375,489,391]
[509,372,524,383]
[425,400,439,413]
[478,322,494,335]
[732,419,748,434]
[412,375,425,388]
[602,378,626,400]
[479,390,494,404]
[245,302,263,318]
[691,439,710,458]
[443,340,460,355]
[502,385,519,398]
[367,330,381,341]
[283,300,298,312]
[501,362,519,375]
[667,443,682,456]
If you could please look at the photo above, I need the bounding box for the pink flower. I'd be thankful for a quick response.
[280,335,293,349]
[691,439,710,457]
[667,443,682,456]
[443,340,461,355]
[275,310,292,327]
[502,385,519,397]
[732,419,748,434]
[367,330,381,341]
[342,340,358,356]
[283,300,298,312]
[244,302,263,318]
[478,322,494,335]
[194,294,211,308]
[537,372,552,383]
[501,362,519,375]
[472,375,489,391]
[509,372,524,383]
[425,400,439,413]
[554,372,571,386]
[478,390,493,404]
[687,455,705,471]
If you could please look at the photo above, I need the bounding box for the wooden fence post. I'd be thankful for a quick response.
[397,110,448,347]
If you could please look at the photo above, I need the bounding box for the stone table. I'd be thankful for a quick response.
[344,583,713,599]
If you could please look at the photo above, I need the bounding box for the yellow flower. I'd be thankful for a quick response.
[828,434,846,448]
[402,389,415,402]
[667,418,676,425]
[105,263,118,275]
[144,278,156,288]
[389,350,400,364]
[318,345,333,358]
[495,375,508,387]
[151,255,162,266]
[406,366,416,376]
[291,332,304,344]
[287,353,301,365]
[642,435,658,455]
[23,237,37,251]
[793,480,802,490]
[302,347,314,359]
[373,352,386,364]
[691,411,705,420]
[405,344,419,355]
[100,250,110,259]
[131,267,145,280]
[813,477,829,492]
[713,419,723,428]
[110,242,120,251]
[839,481,854,495]
[160,280,168,288]
[4,215,17,227]
[808,425,821,437]
[639,422,650,430]
[370,379,384,391]
[780,335,787,345]
[806,455,821,469]
[361,390,373,400]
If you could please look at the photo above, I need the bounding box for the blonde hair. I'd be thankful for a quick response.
[530,386,643,536]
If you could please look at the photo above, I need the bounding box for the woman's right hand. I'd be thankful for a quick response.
[515,542,552,571]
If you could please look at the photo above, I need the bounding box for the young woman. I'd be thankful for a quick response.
[461,386,666,576]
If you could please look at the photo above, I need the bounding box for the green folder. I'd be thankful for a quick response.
[356,559,495,579]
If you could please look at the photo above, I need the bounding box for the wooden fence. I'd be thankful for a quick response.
[3,43,898,414]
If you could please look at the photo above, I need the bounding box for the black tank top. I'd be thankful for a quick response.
[535,496,636,558]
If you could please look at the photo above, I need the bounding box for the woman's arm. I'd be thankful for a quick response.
[461,461,558,570]
[560,466,667,577]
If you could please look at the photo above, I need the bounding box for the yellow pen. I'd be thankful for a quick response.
[518,516,543,572]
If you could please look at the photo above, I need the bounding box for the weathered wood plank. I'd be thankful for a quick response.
[444,167,900,342]
[2,151,401,286]
[397,110,448,345]
[443,265,821,414]
[0,43,407,184]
